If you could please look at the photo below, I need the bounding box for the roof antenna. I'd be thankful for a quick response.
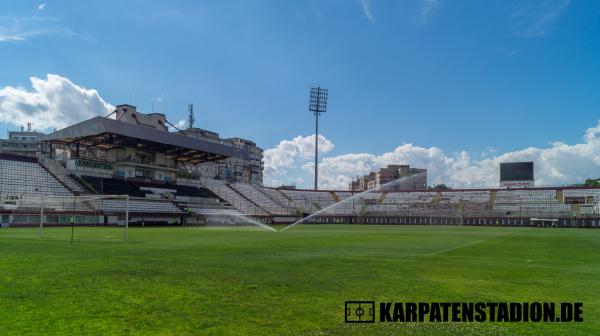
[188,104,195,129]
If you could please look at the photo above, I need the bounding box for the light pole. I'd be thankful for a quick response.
[309,87,328,190]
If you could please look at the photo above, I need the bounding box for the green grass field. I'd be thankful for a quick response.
[1,225,599,335]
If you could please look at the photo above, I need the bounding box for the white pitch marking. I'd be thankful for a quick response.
[425,239,487,256]
[425,232,516,256]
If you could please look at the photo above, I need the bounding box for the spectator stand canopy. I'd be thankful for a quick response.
[43,116,248,163]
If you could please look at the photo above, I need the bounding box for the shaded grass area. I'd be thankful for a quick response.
[0,225,599,335]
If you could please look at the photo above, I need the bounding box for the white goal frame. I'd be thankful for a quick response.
[34,194,130,240]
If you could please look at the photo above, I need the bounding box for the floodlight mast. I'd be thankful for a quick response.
[309,87,328,190]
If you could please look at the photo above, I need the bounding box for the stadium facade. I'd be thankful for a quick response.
[1,107,600,228]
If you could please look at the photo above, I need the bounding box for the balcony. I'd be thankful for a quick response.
[115,157,177,171]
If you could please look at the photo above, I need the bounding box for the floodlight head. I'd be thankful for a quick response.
[309,87,328,113]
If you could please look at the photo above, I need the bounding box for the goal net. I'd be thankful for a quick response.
[0,194,130,242]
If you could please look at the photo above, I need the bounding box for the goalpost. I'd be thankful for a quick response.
[23,194,131,241]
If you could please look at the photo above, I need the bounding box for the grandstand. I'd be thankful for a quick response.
[199,184,600,228]
[0,105,250,228]
[0,154,71,197]
[2,106,600,229]
[3,142,600,228]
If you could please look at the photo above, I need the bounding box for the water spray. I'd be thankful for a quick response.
[279,173,426,232]
[201,209,277,232]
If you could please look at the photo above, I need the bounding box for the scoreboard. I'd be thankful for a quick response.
[500,162,534,188]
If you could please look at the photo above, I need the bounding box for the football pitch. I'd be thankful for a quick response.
[0,225,599,335]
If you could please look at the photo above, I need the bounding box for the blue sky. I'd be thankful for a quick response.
[1,0,600,188]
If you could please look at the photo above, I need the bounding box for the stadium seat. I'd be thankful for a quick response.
[0,157,72,197]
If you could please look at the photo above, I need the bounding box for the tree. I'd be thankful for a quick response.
[430,184,450,190]
[583,179,600,187]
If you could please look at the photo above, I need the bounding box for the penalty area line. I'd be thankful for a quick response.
[425,239,486,256]
[425,232,513,257]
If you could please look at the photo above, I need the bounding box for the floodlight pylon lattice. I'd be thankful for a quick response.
[309,87,328,190]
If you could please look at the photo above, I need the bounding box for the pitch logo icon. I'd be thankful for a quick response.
[345,301,375,323]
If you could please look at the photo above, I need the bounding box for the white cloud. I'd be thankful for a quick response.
[167,119,187,131]
[263,134,334,186]
[411,0,439,25]
[264,121,600,189]
[360,0,375,22]
[511,0,571,38]
[0,16,50,42]
[37,4,46,11]
[480,146,498,158]
[0,74,113,130]
[0,15,83,42]
[151,94,165,113]
[0,29,42,42]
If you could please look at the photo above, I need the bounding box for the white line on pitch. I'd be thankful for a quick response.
[426,232,516,256]
[425,239,487,256]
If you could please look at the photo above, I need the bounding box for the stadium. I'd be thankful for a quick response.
[2,1,600,334]
[1,107,599,230]
[1,103,599,335]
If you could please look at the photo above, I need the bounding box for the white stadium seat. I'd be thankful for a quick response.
[0,158,72,197]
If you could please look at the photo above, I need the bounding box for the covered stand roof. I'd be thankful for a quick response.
[43,117,248,163]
